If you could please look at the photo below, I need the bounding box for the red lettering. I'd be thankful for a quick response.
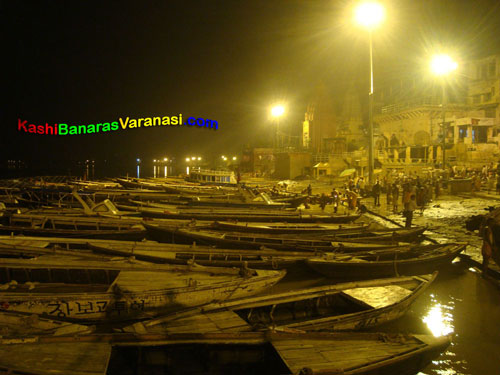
[45,123,54,135]
[18,119,27,132]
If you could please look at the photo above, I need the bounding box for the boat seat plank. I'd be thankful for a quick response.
[0,342,111,375]
[342,286,412,309]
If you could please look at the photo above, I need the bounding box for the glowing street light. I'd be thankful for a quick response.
[431,53,458,169]
[431,54,458,76]
[163,157,168,162]
[354,2,385,30]
[271,105,285,117]
[197,157,202,161]
[354,1,385,185]
[185,157,190,162]
[232,156,237,161]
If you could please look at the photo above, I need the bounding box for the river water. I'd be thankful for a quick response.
[283,191,500,375]
[379,195,500,374]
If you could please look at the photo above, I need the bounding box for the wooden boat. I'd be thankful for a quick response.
[143,223,407,252]
[0,310,95,337]
[307,243,466,279]
[211,221,370,235]
[0,255,284,321]
[0,213,147,240]
[124,273,437,334]
[0,236,313,270]
[0,224,146,241]
[87,241,312,269]
[1,331,450,375]
[0,342,111,375]
[210,222,425,243]
[122,203,361,223]
[322,226,426,243]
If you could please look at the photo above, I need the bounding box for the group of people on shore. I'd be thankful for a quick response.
[336,175,443,225]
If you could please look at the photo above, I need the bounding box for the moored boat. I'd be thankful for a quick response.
[0,255,284,321]
[124,273,437,334]
[0,331,450,375]
[307,243,466,279]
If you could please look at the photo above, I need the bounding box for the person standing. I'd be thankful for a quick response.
[405,194,417,228]
[319,193,328,211]
[480,217,496,275]
[346,189,358,211]
[392,183,399,213]
[331,188,340,213]
[372,180,381,207]
[358,177,366,196]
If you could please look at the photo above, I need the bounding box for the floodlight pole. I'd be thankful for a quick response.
[441,84,447,169]
[368,31,374,185]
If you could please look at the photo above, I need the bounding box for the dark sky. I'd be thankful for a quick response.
[3,0,500,168]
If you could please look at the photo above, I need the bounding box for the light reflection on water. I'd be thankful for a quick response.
[422,300,454,337]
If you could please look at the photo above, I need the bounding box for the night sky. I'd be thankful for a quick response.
[3,0,500,173]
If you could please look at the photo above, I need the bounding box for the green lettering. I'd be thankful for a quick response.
[88,124,96,133]
[78,125,87,134]
[69,126,78,135]
[110,122,118,131]
[59,124,68,135]
[102,123,110,131]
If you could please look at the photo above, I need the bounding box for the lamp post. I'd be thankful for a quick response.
[271,105,285,150]
[430,54,458,169]
[354,2,385,185]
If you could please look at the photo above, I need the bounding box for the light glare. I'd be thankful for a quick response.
[431,54,458,76]
[271,105,285,118]
[354,2,385,30]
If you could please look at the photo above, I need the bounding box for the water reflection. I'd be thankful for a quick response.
[422,301,454,337]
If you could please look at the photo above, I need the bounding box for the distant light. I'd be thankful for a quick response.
[136,158,141,163]
[197,157,201,161]
[232,156,237,161]
[153,159,157,163]
[354,2,385,30]
[431,54,458,76]
[191,157,196,160]
[271,105,285,118]
[163,158,168,162]
[185,158,190,162]
[221,155,226,159]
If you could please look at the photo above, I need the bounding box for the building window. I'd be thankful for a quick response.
[485,108,496,118]
[484,92,492,102]
[489,61,496,77]
[481,64,488,79]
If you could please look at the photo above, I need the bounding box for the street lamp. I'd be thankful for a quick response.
[430,54,458,169]
[271,105,285,149]
[354,1,385,185]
